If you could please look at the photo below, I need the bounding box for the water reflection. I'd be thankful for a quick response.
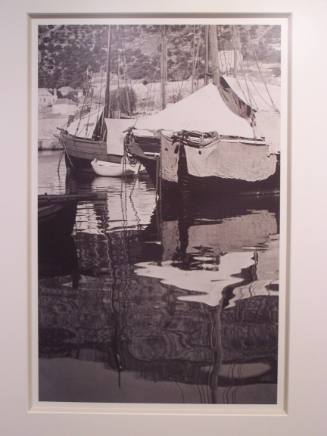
[38,152,279,404]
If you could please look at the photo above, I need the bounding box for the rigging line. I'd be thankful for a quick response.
[56,150,65,176]
[85,87,94,137]
[194,29,202,91]
[144,67,159,113]
[229,54,252,107]
[191,25,201,91]
[129,187,141,230]
[246,29,279,112]
[191,24,196,93]
[238,57,256,109]
[230,30,256,108]
[75,85,88,136]
[121,44,132,116]
[60,135,74,168]
[223,39,232,75]
[247,73,275,110]
[222,41,229,76]
[96,67,105,126]
[235,46,256,108]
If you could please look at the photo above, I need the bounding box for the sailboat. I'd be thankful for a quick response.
[126,25,280,196]
[59,26,157,178]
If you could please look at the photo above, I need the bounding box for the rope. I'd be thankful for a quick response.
[60,134,74,168]
[56,150,65,176]
[172,130,219,149]
[244,28,279,113]
[253,51,279,112]
[75,74,90,136]
[84,88,94,137]
[237,55,256,110]
[247,72,275,110]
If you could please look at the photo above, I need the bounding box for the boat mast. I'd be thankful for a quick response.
[208,25,220,87]
[204,26,209,85]
[160,25,167,110]
[191,25,196,93]
[103,25,112,119]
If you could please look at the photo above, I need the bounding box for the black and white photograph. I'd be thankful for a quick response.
[36,19,286,405]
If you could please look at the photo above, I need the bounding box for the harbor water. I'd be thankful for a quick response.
[38,151,280,404]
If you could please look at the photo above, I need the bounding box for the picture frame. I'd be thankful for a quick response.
[1,0,326,435]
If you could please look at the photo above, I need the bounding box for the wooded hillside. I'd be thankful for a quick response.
[38,24,281,89]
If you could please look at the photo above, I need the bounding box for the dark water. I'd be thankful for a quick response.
[38,151,279,404]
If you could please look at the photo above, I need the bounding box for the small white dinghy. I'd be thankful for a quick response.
[91,158,138,178]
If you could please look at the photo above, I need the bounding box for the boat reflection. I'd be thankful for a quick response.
[38,196,79,284]
[39,189,279,404]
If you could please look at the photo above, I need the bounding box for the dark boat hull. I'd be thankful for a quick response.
[38,201,77,240]
[127,148,280,198]
[174,146,280,196]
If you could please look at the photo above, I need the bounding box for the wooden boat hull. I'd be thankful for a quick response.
[61,131,121,176]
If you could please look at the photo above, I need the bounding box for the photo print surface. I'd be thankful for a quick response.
[36,19,286,405]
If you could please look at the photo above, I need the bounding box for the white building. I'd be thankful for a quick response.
[38,88,57,107]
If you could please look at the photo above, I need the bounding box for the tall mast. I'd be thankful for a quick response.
[204,26,209,85]
[103,25,112,119]
[208,25,220,87]
[191,25,196,93]
[160,25,167,110]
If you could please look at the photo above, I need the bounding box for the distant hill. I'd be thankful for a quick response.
[38,24,281,89]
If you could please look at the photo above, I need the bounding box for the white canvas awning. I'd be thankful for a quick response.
[135,83,255,138]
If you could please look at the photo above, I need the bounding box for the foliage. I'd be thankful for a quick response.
[38,24,281,89]
[109,87,137,115]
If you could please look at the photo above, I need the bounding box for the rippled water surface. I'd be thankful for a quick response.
[38,151,280,404]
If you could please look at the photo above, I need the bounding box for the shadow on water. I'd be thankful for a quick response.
[38,158,279,404]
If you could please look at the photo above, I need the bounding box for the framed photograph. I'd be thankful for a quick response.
[1,1,327,435]
[32,13,288,411]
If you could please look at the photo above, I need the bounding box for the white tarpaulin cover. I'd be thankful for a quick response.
[161,134,277,183]
[105,118,136,155]
[255,111,281,153]
[135,83,255,138]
